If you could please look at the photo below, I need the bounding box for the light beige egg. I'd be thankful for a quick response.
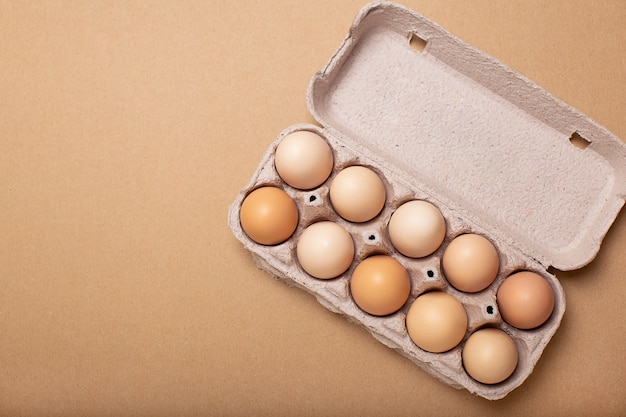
[405,291,468,353]
[297,221,355,279]
[274,130,334,190]
[388,200,446,258]
[442,234,499,293]
[462,328,518,384]
[329,166,386,223]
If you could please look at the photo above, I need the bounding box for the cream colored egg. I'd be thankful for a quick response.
[296,221,355,279]
[405,291,468,353]
[329,166,386,223]
[388,200,446,258]
[274,130,334,190]
[442,234,499,293]
[462,328,518,384]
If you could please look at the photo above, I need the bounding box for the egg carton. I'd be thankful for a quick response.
[228,2,626,400]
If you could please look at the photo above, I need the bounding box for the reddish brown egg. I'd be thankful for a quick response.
[497,271,555,329]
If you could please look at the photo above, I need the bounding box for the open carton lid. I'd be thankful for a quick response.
[307,2,626,271]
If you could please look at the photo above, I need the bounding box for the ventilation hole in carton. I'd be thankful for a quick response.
[486,305,494,315]
[427,270,435,278]
[305,192,323,207]
[363,231,380,245]
[409,32,427,52]
[569,132,590,149]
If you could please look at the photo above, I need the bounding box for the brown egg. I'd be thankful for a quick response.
[497,271,555,329]
[239,186,298,245]
[329,166,386,223]
[442,234,499,293]
[405,291,468,353]
[462,328,518,384]
[296,221,354,279]
[350,255,411,316]
[274,130,334,190]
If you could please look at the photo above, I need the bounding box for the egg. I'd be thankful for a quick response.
[239,186,299,245]
[441,234,499,293]
[405,291,468,353]
[296,221,355,279]
[462,328,518,384]
[497,271,555,329]
[329,166,386,223]
[274,130,334,190]
[350,255,410,316]
[388,200,446,258]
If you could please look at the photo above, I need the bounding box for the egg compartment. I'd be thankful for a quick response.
[228,2,626,400]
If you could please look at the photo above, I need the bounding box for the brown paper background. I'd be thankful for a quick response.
[1,1,624,416]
